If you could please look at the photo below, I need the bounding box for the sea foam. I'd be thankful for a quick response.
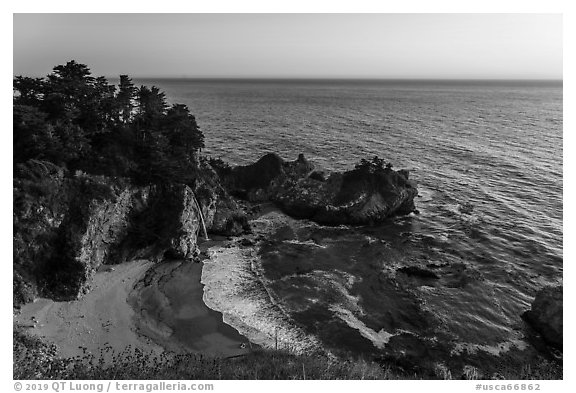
[201,244,323,354]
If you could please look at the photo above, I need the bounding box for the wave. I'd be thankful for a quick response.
[201,244,323,354]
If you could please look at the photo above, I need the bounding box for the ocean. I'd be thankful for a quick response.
[137,79,562,366]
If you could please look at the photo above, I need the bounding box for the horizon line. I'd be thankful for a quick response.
[107,76,563,83]
[121,76,563,80]
[13,72,563,83]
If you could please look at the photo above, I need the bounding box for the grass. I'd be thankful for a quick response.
[13,330,392,380]
[13,330,561,380]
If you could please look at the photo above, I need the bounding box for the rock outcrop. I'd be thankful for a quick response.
[13,161,141,302]
[191,161,249,236]
[54,184,144,298]
[126,184,202,262]
[13,160,70,306]
[13,159,248,307]
[523,285,563,349]
[216,153,418,225]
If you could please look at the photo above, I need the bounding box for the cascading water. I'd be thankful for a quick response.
[192,193,209,241]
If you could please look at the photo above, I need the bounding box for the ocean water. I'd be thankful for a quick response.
[140,79,562,366]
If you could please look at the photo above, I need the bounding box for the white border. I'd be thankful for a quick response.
[3,1,572,390]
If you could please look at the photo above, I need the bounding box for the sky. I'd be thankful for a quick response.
[13,13,563,79]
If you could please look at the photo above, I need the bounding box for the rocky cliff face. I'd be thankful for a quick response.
[120,184,203,263]
[13,160,70,306]
[13,159,246,307]
[192,161,249,236]
[13,161,137,303]
[523,285,563,349]
[217,153,418,225]
[53,185,142,298]
[47,182,217,301]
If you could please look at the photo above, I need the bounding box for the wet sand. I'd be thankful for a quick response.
[129,256,252,357]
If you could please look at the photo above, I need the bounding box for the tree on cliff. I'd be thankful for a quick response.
[116,75,136,124]
[13,105,90,166]
[163,104,205,157]
[135,86,167,125]
[13,76,44,106]
[13,60,205,183]
[43,61,95,124]
[355,156,390,172]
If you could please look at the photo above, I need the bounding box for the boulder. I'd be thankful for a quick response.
[523,285,563,349]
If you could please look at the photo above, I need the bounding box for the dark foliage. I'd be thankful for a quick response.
[13,61,208,306]
[331,156,407,206]
[13,60,205,182]
[14,328,561,380]
[354,155,393,172]
[13,328,393,380]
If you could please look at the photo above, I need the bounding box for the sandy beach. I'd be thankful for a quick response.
[14,253,252,359]
[14,259,162,358]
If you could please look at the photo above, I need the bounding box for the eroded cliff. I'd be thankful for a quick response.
[13,159,247,307]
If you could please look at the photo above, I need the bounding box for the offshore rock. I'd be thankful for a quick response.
[229,153,286,199]
[523,285,563,349]
[220,153,418,225]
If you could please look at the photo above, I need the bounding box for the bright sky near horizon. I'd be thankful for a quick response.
[13,13,562,79]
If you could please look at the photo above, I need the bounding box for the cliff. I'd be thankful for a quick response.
[13,159,247,308]
[190,160,249,235]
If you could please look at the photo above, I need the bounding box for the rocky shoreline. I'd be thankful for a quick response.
[14,153,419,309]
[13,152,562,367]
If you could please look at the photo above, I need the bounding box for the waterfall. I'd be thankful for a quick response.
[192,192,209,241]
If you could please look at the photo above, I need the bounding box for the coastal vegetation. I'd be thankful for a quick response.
[14,60,204,183]
[14,329,561,380]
